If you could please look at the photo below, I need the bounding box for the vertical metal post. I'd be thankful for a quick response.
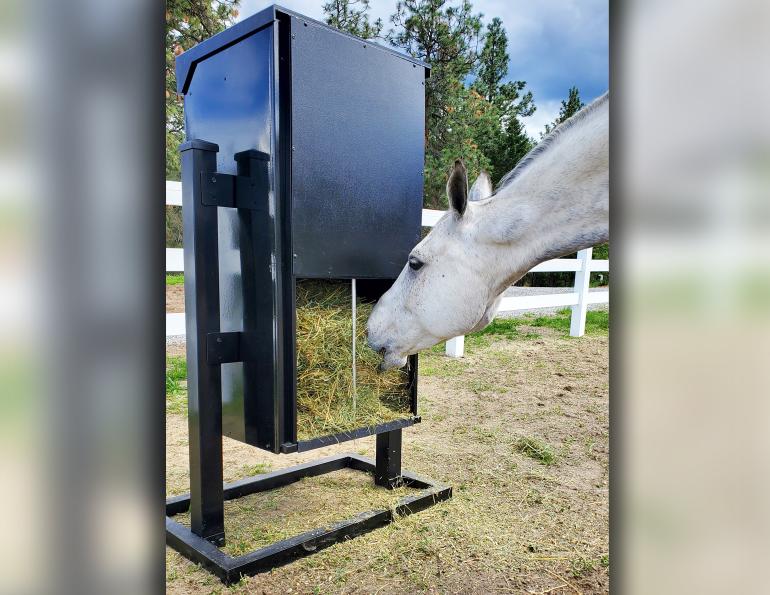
[375,429,402,488]
[234,149,277,450]
[180,139,225,546]
[351,278,357,417]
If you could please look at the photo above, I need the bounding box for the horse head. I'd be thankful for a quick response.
[367,93,609,370]
[367,160,502,370]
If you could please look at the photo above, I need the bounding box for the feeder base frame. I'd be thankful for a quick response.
[165,451,452,585]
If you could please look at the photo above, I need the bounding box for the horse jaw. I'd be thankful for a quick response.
[468,295,503,334]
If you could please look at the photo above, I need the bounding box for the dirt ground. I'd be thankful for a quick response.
[167,284,185,313]
[166,322,609,594]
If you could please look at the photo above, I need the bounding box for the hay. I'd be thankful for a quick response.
[295,280,411,440]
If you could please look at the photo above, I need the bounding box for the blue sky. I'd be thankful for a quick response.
[238,0,608,138]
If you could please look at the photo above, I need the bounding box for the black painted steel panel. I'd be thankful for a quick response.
[288,16,425,278]
[183,26,276,445]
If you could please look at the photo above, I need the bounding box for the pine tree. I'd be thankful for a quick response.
[474,18,507,103]
[472,18,535,183]
[558,85,585,121]
[323,0,383,39]
[388,0,483,207]
[490,115,532,184]
[541,86,585,137]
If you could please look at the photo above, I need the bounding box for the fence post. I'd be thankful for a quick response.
[570,247,593,337]
[446,335,465,358]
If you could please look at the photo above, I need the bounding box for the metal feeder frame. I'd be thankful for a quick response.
[166,6,451,584]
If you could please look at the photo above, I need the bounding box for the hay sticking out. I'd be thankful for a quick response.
[295,280,411,441]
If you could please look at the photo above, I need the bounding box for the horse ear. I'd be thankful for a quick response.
[446,159,468,217]
[469,171,492,202]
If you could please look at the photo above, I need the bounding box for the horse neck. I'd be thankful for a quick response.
[473,102,609,296]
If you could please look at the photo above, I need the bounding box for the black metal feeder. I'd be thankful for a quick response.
[166,5,451,584]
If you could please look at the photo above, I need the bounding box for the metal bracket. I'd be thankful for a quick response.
[200,170,269,211]
[206,332,242,364]
[205,332,260,365]
[201,172,236,207]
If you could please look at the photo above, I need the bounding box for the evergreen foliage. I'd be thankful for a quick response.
[323,0,383,39]
[541,85,585,138]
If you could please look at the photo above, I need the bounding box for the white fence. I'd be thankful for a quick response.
[166,181,609,355]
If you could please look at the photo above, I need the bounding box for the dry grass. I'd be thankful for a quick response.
[171,469,419,558]
[295,280,410,440]
[166,316,609,594]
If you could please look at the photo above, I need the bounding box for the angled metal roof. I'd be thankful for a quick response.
[175,4,429,95]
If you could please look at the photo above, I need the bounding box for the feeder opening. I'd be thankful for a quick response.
[295,279,412,441]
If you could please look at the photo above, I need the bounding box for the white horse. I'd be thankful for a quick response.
[368,92,609,370]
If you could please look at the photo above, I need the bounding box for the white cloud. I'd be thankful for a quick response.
[522,99,560,139]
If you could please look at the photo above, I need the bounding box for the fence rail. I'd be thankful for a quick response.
[165,181,609,356]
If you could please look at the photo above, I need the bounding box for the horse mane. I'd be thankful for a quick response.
[494,91,609,193]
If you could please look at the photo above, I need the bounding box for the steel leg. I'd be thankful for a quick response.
[180,139,226,546]
[375,429,402,488]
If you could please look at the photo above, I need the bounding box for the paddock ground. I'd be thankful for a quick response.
[166,310,609,594]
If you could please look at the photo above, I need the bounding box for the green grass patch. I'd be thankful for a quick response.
[167,356,186,381]
[419,350,469,377]
[240,462,273,476]
[527,308,608,335]
[165,373,180,395]
[166,273,184,286]
[166,356,187,415]
[463,333,495,352]
[514,436,556,465]
[472,318,540,341]
[472,308,608,339]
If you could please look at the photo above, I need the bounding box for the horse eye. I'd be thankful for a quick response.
[408,256,424,271]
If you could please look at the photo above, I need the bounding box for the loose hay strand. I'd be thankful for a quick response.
[295,280,411,440]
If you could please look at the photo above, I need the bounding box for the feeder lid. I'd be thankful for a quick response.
[175,4,429,95]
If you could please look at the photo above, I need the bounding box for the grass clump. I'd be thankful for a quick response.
[514,436,556,465]
[166,273,184,286]
[570,555,598,578]
[295,280,411,440]
[166,356,187,415]
[241,462,273,476]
